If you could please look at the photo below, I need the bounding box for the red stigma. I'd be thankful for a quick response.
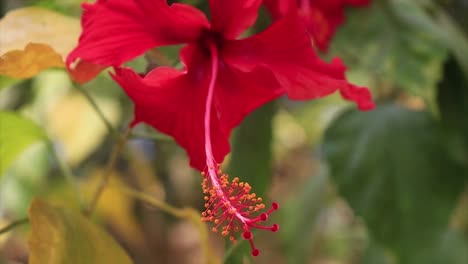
[201,167,279,256]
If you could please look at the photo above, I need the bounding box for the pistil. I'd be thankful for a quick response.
[201,41,279,256]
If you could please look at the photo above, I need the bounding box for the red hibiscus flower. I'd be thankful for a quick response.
[264,0,371,52]
[67,0,374,255]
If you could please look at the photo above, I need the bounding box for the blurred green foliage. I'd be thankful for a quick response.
[323,104,467,263]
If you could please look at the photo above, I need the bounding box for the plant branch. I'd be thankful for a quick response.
[85,126,131,216]
[116,185,220,264]
[73,83,116,137]
[48,141,83,207]
[0,218,28,236]
[130,131,173,141]
[118,185,185,218]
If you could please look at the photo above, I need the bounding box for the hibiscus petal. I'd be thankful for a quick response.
[67,0,209,83]
[215,63,284,132]
[222,14,374,110]
[111,67,230,171]
[315,0,345,11]
[263,0,296,19]
[298,6,337,51]
[346,0,371,7]
[180,43,284,134]
[209,0,262,39]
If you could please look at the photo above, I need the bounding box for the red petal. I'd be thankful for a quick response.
[215,63,284,132]
[263,0,296,19]
[111,67,230,171]
[67,0,209,83]
[298,7,337,52]
[181,44,284,134]
[314,0,345,11]
[209,0,262,39]
[222,14,374,110]
[346,0,371,7]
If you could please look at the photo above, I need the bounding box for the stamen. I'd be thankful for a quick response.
[201,41,279,256]
[200,168,280,256]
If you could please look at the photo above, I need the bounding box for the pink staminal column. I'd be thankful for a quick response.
[200,41,279,257]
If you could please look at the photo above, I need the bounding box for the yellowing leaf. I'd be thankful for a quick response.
[0,43,64,78]
[81,170,145,246]
[28,199,133,264]
[0,7,80,78]
[0,112,47,177]
[0,7,80,57]
[46,92,120,166]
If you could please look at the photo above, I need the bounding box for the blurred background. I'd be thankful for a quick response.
[1,0,468,263]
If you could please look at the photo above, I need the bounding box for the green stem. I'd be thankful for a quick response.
[73,83,116,137]
[130,131,173,141]
[85,126,131,216]
[118,185,185,217]
[117,185,220,264]
[0,218,29,236]
[48,141,83,207]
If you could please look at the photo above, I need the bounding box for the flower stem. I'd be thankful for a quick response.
[131,131,173,141]
[116,185,220,264]
[85,126,131,217]
[73,83,116,137]
[0,218,28,236]
[203,42,219,169]
[118,185,184,218]
[48,141,83,207]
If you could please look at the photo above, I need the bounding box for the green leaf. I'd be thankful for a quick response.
[225,101,277,263]
[323,104,466,262]
[28,198,133,264]
[279,169,329,264]
[437,57,468,166]
[0,143,50,216]
[0,111,47,176]
[332,0,448,102]
[390,1,468,79]
[361,240,394,264]
[228,101,276,196]
[413,229,468,264]
[0,76,21,91]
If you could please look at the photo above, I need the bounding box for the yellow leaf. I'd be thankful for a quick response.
[0,43,64,78]
[0,7,80,78]
[28,199,133,264]
[0,7,80,56]
[46,92,120,166]
[81,170,145,246]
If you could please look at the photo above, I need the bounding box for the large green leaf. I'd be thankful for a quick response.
[0,111,47,176]
[437,57,468,165]
[228,101,276,196]
[28,198,133,264]
[225,101,277,263]
[323,104,466,262]
[361,229,468,264]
